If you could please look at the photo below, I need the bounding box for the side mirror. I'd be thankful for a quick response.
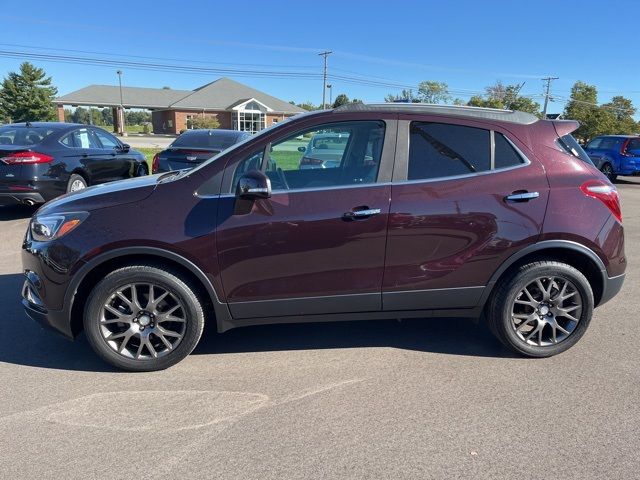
[236,170,271,199]
[120,143,131,152]
[297,146,306,152]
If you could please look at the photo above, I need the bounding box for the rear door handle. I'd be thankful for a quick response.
[504,191,540,202]
[342,208,381,220]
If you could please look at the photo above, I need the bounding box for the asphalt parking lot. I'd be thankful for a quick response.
[0,179,638,480]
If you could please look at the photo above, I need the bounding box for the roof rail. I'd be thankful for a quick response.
[334,102,539,125]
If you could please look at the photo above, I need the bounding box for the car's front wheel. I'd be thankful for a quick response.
[83,265,205,371]
[487,261,594,357]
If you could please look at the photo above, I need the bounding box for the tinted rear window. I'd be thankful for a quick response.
[171,131,241,150]
[556,134,594,165]
[0,126,55,146]
[626,138,640,151]
[408,122,491,180]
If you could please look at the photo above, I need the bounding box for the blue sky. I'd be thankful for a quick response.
[1,0,638,117]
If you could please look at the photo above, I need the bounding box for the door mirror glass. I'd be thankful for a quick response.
[297,146,306,152]
[236,170,271,199]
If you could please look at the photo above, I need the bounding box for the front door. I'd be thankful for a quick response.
[216,118,396,319]
[383,119,549,311]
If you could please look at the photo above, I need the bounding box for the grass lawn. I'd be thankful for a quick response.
[136,147,162,172]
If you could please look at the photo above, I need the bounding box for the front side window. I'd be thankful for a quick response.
[93,129,120,149]
[408,122,491,180]
[232,121,385,192]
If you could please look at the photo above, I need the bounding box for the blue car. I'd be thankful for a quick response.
[584,135,640,182]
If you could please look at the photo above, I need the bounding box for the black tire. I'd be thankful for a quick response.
[67,173,87,193]
[135,163,148,177]
[486,261,594,358]
[83,265,205,371]
[601,163,617,182]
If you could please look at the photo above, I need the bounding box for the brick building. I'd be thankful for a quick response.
[54,78,305,134]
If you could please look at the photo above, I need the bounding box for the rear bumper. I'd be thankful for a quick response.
[0,191,45,205]
[599,273,625,306]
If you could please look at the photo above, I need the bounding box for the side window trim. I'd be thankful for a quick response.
[392,119,530,184]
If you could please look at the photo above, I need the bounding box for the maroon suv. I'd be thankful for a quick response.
[21,104,626,371]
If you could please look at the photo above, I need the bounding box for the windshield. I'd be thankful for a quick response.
[0,126,56,146]
[171,131,241,150]
[556,134,594,165]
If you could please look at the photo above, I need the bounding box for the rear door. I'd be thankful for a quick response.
[216,117,397,319]
[383,118,549,311]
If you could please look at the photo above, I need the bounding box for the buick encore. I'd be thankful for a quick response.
[21,104,626,371]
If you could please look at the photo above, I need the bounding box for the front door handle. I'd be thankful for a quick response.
[342,207,381,220]
[504,191,540,202]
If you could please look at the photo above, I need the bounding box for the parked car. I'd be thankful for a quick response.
[0,122,147,205]
[152,129,251,173]
[22,104,625,371]
[298,132,350,169]
[584,135,640,181]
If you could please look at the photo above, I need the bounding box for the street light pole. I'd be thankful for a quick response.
[116,70,125,135]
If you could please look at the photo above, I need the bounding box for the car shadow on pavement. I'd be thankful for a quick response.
[0,272,513,372]
[194,315,513,359]
[0,205,38,221]
[0,273,115,372]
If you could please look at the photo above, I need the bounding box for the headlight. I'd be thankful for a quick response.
[30,212,89,242]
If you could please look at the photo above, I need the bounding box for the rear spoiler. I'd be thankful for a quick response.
[551,120,580,137]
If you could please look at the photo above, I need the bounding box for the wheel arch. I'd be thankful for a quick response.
[67,247,230,337]
[480,240,606,309]
[69,168,91,186]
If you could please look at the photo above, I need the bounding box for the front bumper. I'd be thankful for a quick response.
[599,273,625,306]
[21,274,74,339]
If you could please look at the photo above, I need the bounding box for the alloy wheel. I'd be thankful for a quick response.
[100,283,187,359]
[70,179,86,191]
[510,276,583,347]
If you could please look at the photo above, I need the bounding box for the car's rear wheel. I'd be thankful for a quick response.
[67,174,87,193]
[487,261,593,357]
[601,163,617,182]
[83,265,205,371]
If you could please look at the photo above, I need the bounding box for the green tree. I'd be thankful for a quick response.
[563,81,619,142]
[191,115,220,129]
[385,89,420,103]
[291,100,318,111]
[72,107,89,124]
[417,81,451,104]
[0,62,57,122]
[602,96,637,134]
[332,94,350,108]
[101,107,113,126]
[467,81,540,115]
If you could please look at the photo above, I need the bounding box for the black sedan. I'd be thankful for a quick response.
[152,129,251,173]
[0,122,148,205]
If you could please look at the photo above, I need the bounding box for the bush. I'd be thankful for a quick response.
[191,116,219,129]
[142,122,153,134]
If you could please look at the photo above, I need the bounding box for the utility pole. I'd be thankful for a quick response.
[318,51,332,109]
[327,84,333,107]
[116,70,125,135]
[542,76,559,119]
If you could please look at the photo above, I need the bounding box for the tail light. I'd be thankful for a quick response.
[580,180,622,222]
[1,151,53,164]
[152,153,159,173]
[300,157,323,166]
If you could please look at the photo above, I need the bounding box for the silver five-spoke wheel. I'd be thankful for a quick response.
[100,283,187,359]
[511,276,582,347]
